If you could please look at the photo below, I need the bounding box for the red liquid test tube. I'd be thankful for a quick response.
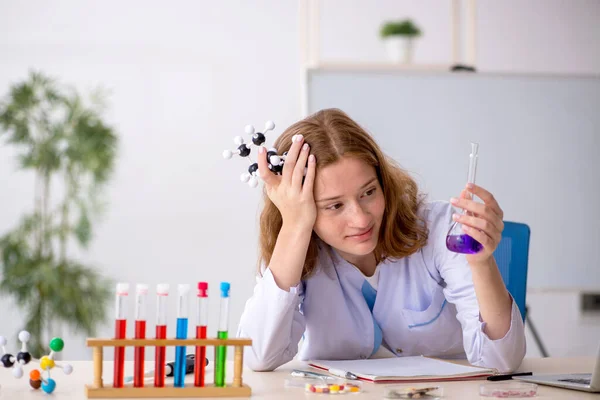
[195,282,209,387]
[154,283,169,387]
[113,283,129,388]
[134,284,148,387]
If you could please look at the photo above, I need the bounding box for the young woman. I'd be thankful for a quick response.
[237,108,525,373]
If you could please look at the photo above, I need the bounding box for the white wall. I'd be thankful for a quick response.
[477,0,600,75]
[317,0,600,75]
[319,0,454,65]
[0,0,301,360]
[0,0,598,361]
[525,290,600,358]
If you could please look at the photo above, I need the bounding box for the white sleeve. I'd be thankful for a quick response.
[236,268,306,371]
[428,202,527,373]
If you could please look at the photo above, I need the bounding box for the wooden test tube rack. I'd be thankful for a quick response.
[86,338,252,398]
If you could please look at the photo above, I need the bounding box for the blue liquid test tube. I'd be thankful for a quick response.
[175,284,190,388]
[215,282,230,387]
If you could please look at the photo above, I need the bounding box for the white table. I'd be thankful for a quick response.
[0,357,597,399]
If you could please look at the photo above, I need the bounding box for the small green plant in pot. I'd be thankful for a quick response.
[0,71,117,356]
[379,19,422,63]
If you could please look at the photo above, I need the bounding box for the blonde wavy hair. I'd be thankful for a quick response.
[259,108,429,279]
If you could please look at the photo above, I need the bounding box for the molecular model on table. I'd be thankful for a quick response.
[222,120,288,188]
[0,330,73,394]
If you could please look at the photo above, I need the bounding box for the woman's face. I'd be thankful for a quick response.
[312,157,386,266]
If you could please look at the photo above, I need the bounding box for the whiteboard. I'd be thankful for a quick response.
[308,70,600,290]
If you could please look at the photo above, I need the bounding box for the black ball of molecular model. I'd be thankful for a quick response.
[222,120,287,188]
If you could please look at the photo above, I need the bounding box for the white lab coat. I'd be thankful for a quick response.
[237,201,526,373]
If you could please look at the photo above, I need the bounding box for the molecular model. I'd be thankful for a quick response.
[222,120,287,188]
[0,330,73,394]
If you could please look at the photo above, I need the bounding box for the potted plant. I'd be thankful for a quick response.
[0,71,117,355]
[379,19,422,64]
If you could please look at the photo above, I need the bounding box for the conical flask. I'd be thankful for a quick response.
[446,142,483,254]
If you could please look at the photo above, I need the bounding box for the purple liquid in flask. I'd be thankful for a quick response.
[446,142,483,255]
[446,233,483,254]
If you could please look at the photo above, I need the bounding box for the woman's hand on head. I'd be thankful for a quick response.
[450,183,505,266]
[258,134,317,230]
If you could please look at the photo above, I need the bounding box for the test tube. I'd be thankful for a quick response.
[113,283,129,388]
[195,282,209,387]
[175,284,190,388]
[215,282,230,387]
[154,283,169,387]
[133,284,148,387]
[467,142,479,187]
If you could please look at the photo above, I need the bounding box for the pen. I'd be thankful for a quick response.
[124,355,208,383]
[327,368,358,380]
[487,372,533,381]
[125,370,154,384]
[167,354,208,377]
[112,376,154,386]
[291,369,338,381]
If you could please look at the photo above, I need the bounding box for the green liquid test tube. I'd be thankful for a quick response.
[215,282,230,387]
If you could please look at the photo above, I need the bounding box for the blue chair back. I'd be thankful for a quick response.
[493,221,531,321]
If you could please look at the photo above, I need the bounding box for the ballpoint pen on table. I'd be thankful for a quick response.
[125,371,154,384]
[487,372,533,381]
[125,355,209,383]
[292,368,358,380]
[327,368,358,380]
[291,369,338,381]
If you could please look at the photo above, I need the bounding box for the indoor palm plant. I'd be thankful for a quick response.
[0,71,117,355]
